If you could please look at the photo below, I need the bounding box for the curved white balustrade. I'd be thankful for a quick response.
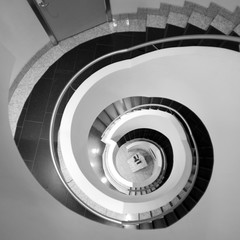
[58,49,200,218]
[101,109,191,195]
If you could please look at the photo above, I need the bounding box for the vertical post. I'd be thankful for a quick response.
[105,0,113,22]
[27,0,58,45]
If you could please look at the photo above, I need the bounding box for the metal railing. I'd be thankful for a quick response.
[49,34,240,226]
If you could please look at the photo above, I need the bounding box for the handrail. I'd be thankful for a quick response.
[49,34,240,226]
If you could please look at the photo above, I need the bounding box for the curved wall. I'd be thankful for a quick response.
[0,0,49,86]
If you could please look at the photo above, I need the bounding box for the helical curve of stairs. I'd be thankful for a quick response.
[13,0,240,230]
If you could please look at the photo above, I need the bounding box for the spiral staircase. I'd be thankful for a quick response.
[12,0,240,232]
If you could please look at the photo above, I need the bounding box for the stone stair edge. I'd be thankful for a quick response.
[111,1,240,36]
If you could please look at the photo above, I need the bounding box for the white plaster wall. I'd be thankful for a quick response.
[0,0,49,85]
[110,0,240,14]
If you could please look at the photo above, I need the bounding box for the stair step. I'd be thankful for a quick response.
[198,147,214,158]
[146,27,165,51]
[198,167,212,181]
[199,156,214,169]
[141,96,151,105]
[104,104,119,121]
[113,100,126,115]
[98,110,112,127]
[189,186,204,202]
[194,177,209,192]
[123,97,132,110]
[131,96,142,107]
[162,24,185,48]
[182,195,196,211]
[198,26,225,47]
[131,32,148,57]
[92,118,106,134]
[180,23,206,46]
[174,204,188,218]
[165,212,179,226]
[220,31,240,51]
[117,137,126,147]
[152,217,167,229]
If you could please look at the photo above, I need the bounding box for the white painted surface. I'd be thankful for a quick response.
[110,0,240,14]
[2,44,240,238]
[60,61,192,214]
[61,46,240,236]
[101,110,188,190]
[0,0,49,85]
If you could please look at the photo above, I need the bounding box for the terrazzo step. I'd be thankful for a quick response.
[220,31,240,51]
[182,195,196,211]
[113,100,127,115]
[92,118,106,135]
[199,156,214,171]
[162,3,194,49]
[189,186,204,202]
[197,167,212,181]
[198,25,225,47]
[131,96,142,107]
[144,1,240,50]
[165,212,179,226]
[194,176,209,192]
[162,24,186,48]
[104,104,119,121]
[174,203,188,219]
[123,97,133,110]
[146,27,165,52]
[179,23,206,46]
[98,110,112,127]
[152,217,168,228]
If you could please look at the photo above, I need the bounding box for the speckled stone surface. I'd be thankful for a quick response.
[191,3,208,15]
[59,23,115,53]
[232,7,240,25]
[211,14,235,34]
[116,19,130,32]
[127,13,138,20]
[171,197,180,206]
[161,203,172,212]
[170,4,191,17]
[167,11,189,28]
[206,2,222,19]
[137,8,148,20]
[129,19,146,32]
[151,207,163,217]
[9,44,65,135]
[159,3,171,16]
[146,14,167,28]
[147,8,160,16]
[8,23,115,135]
[188,11,212,30]
[234,23,240,36]
[139,211,151,220]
